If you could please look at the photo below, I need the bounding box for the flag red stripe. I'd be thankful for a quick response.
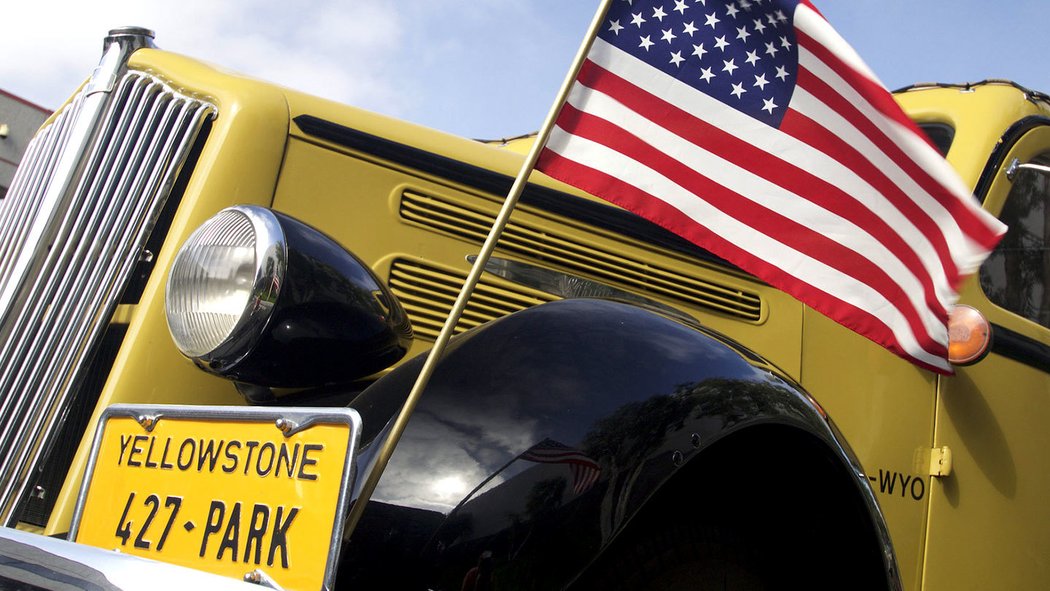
[550,101,944,355]
[795,29,1003,250]
[795,28,928,145]
[537,147,949,371]
[791,68,962,283]
[793,63,968,278]
[777,99,959,288]
[521,450,600,468]
[572,59,949,318]
[522,454,599,468]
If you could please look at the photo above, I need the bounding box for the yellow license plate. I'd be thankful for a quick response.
[70,404,361,591]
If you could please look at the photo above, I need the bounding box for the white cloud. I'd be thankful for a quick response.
[0,0,598,136]
[14,3,1038,139]
[0,0,410,115]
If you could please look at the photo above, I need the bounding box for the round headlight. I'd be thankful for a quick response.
[165,206,285,362]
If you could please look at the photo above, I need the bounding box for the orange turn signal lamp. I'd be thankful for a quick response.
[947,305,992,366]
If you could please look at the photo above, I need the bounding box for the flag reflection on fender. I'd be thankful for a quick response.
[521,438,601,494]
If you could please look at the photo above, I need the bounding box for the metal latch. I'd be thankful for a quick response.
[929,446,953,477]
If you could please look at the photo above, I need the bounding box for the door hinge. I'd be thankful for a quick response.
[929,446,953,477]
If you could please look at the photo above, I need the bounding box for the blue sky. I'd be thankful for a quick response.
[1,1,1045,139]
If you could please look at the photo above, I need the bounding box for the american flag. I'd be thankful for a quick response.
[520,438,601,494]
[535,0,1006,373]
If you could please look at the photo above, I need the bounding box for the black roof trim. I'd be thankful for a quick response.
[972,115,1050,204]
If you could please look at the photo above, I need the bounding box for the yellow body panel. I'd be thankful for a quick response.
[927,120,1050,590]
[272,136,804,370]
[801,309,937,591]
[901,85,1050,590]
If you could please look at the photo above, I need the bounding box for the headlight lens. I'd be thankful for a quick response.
[165,206,285,360]
[164,205,412,390]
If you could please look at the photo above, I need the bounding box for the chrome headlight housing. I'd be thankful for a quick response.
[165,205,412,387]
[166,206,284,360]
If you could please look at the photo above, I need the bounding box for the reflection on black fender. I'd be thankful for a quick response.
[340,299,898,589]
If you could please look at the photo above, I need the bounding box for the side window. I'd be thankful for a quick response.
[917,122,955,157]
[979,154,1050,328]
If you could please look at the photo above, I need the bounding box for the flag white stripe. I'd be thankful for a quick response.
[793,4,883,86]
[795,7,1004,268]
[571,464,601,493]
[544,125,949,370]
[587,38,953,299]
[788,85,954,303]
[562,81,947,342]
[794,48,971,268]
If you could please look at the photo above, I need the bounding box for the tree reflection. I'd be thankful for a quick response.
[419,372,815,589]
[980,166,1049,327]
[581,376,802,541]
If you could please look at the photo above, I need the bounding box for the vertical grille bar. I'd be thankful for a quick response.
[0,67,214,524]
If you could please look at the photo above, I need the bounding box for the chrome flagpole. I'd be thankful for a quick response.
[343,0,614,538]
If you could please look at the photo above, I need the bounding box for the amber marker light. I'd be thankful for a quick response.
[947,305,992,366]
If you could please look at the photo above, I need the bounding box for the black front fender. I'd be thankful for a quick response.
[340,298,897,589]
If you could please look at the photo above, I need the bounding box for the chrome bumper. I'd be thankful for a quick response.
[0,527,259,591]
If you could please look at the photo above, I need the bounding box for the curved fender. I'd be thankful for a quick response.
[339,298,897,589]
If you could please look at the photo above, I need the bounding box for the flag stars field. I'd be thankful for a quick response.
[591,0,800,129]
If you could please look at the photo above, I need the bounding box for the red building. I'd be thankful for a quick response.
[0,89,50,199]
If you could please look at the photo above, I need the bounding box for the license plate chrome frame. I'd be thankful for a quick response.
[69,403,362,591]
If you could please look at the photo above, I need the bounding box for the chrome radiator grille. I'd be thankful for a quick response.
[0,70,214,524]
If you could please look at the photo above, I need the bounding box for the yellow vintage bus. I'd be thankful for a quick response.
[0,26,1046,591]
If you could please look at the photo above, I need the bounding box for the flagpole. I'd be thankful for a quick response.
[342,0,615,539]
